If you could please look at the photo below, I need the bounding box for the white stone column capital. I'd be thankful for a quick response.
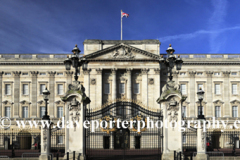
[141,68,149,75]
[96,68,102,75]
[111,68,117,74]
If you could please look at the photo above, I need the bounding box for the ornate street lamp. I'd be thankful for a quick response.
[159,44,183,81]
[197,87,205,119]
[42,87,50,120]
[64,44,88,82]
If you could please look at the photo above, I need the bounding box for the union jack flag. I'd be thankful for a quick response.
[121,10,129,18]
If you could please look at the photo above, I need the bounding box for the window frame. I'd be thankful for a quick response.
[215,84,221,95]
[5,106,11,118]
[104,83,110,94]
[215,106,221,117]
[22,106,28,118]
[57,106,63,118]
[133,83,140,94]
[119,83,125,94]
[180,84,187,95]
[232,106,238,118]
[232,84,238,95]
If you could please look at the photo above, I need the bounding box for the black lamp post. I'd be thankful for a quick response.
[159,44,183,81]
[42,87,50,120]
[64,44,88,82]
[197,87,205,120]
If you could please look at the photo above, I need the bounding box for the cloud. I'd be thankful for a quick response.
[208,0,228,53]
[159,26,240,42]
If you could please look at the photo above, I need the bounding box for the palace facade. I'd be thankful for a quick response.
[0,39,239,121]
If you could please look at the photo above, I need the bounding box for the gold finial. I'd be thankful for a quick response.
[178,55,180,58]
[169,44,172,47]
[75,44,78,47]
[200,87,202,90]
[67,55,69,58]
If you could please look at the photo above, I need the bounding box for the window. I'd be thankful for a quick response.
[233,106,238,118]
[57,136,63,144]
[214,72,220,76]
[215,106,221,117]
[22,106,28,118]
[57,84,64,95]
[198,106,204,116]
[198,84,203,90]
[182,106,186,118]
[23,84,29,95]
[232,72,237,75]
[180,72,185,75]
[40,84,45,95]
[180,84,186,95]
[57,72,63,75]
[215,84,220,94]
[5,107,10,118]
[133,83,140,94]
[5,72,11,75]
[182,135,186,144]
[22,72,28,75]
[197,72,203,75]
[39,72,46,75]
[232,84,237,94]
[57,107,63,118]
[40,107,45,118]
[5,84,11,95]
[104,83,110,94]
[119,83,125,94]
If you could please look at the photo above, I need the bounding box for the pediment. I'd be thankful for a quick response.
[85,43,160,60]
[230,99,240,104]
[213,99,224,104]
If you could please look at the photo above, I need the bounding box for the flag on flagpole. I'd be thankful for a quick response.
[121,10,129,18]
[121,10,129,40]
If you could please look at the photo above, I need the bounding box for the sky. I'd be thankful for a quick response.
[0,0,240,54]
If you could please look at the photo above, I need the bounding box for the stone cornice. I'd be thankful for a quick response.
[0,62,63,65]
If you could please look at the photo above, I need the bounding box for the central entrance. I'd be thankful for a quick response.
[85,100,163,160]
[114,128,130,149]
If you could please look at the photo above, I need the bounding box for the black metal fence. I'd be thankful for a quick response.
[183,129,240,156]
[0,127,65,158]
[0,128,41,157]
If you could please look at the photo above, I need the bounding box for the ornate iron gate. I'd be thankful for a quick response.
[85,101,163,160]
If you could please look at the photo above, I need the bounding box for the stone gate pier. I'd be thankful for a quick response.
[157,80,187,160]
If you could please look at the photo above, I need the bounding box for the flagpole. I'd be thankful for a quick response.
[121,10,122,40]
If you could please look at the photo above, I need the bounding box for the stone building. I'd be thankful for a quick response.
[0,39,240,152]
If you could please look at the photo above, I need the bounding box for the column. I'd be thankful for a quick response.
[189,71,196,117]
[96,68,102,108]
[126,68,132,100]
[172,71,179,84]
[154,69,161,109]
[223,71,230,117]
[48,71,56,117]
[0,72,3,116]
[126,68,132,115]
[65,71,73,86]
[206,71,213,117]
[13,71,21,118]
[83,69,91,109]
[111,68,117,101]
[30,71,38,117]
[141,69,148,107]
